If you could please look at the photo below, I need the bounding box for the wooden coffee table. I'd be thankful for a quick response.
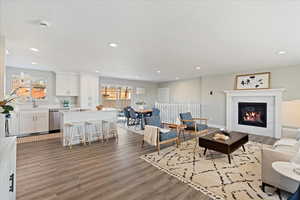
[198,131,249,164]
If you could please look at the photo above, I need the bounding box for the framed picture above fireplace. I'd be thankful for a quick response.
[235,72,270,90]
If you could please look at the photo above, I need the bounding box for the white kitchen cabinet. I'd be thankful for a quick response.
[79,73,99,108]
[19,110,49,134]
[34,111,49,133]
[68,74,79,96]
[19,111,35,135]
[56,73,79,96]
[0,137,16,200]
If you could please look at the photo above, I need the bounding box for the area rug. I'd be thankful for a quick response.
[141,140,283,200]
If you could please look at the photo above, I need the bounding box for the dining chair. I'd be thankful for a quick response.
[123,106,131,126]
[129,107,140,128]
[152,108,160,117]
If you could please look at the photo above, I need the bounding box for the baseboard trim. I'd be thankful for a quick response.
[208,124,225,129]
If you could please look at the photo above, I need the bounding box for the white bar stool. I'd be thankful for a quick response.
[64,122,86,149]
[102,120,118,143]
[85,120,103,144]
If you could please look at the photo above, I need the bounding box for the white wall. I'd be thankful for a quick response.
[201,74,233,127]
[282,100,300,128]
[201,65,300,127]
[157,65,300,128]
[0,36,4,100]
[158,78,201,104]
[0,0,4,99]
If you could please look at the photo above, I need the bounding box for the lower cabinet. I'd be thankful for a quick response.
[19,110,49,135]
[0,137,16,200]
[34,111,49,133]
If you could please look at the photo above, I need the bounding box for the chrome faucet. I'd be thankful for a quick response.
[32,99,38,108]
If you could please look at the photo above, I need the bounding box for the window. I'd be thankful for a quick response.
[101,86,131,108]
[11,73,47,101]
[31,80,47,100]
[101,87,131,100]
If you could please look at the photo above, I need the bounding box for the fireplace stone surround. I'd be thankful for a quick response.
[224,89,285,138]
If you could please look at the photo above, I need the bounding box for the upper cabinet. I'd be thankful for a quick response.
[79,73,99,108]
[55,73,79,96]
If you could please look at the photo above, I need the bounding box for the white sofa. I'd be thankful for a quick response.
[261,128,300,193]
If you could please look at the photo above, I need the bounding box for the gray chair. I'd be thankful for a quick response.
[152,108,160,117]
[179,112,209,133]
[123,107,131,126]
[128,107,140,128]
[142,114,179,154]
[179,112,209,151]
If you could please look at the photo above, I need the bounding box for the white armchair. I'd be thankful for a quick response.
[261,128,300,193]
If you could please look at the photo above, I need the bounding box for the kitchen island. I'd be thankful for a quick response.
[60,109,118,146]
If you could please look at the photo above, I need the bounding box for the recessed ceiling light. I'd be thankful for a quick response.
[32,62,37,65]
[278,51,286,55]
[196,66,201,70]
[109,43,118,48]
[95,70,100,73]
[175,77,179,80]
[157,70,161,74]
[5,49,9,55]
[30,48,39,52]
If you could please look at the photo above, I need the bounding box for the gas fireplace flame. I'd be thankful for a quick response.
[243,111,263,122]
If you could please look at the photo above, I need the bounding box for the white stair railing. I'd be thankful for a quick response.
[155,102,201,124]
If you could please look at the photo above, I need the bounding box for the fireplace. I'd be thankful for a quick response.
[238,102,267,128]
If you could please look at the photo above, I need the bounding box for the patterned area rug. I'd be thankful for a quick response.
[141,140,282,200]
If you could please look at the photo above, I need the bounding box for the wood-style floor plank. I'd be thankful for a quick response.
[16,129,276,200]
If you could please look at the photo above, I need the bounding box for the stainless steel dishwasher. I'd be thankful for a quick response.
[49,108,69,132]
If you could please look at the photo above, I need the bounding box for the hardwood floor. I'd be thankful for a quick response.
[16,129,276,200]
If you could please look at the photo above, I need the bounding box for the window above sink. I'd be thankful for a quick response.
[11,72,48,102]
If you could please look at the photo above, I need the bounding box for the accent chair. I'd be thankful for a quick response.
[179,112,209,151]
[179,112,209,134]
[142,111,179,154]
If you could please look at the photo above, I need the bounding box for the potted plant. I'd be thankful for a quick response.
[0,88,19,137]
[63,99,70,108]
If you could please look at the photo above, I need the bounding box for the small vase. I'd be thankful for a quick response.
[5,114,10,137]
